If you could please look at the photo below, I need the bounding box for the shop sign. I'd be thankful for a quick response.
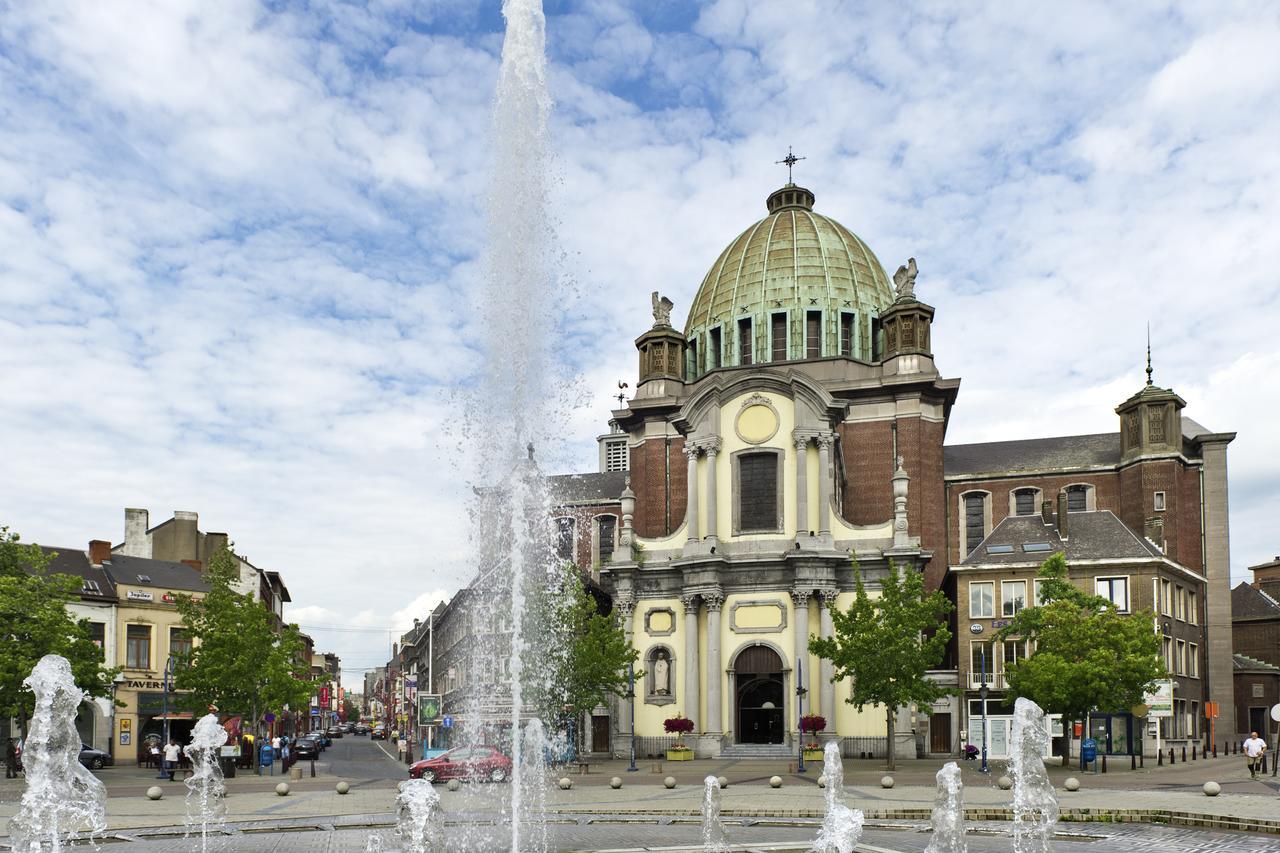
[124,680,164,690]
[162,593,177,603]
[126,590,154,602]
[417,694,442,726]
[119,732,131,746]
[1143,680,1174,718]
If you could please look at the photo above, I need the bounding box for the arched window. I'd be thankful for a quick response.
[553,517,575,562]
[1012,488,1039,516]
[959,491,991,557]
[594,515,617,565]
[1065,484,1092,513]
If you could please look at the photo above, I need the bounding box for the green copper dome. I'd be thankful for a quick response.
[684,184,895,372]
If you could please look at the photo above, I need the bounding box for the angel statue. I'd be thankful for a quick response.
[651,291,674,326]
[893,258,918,301]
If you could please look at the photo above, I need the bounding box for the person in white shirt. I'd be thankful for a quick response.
[1243,731,1267,779]
[162,739,182,781]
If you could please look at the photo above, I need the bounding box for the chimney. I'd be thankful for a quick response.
[182,559,203,573]
[88,539,112,565]
[1056,490,1069,539]
[123,507,151,557]
[1040,498,1053,526]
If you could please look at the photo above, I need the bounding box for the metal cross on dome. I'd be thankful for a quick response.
[775,146,806,183]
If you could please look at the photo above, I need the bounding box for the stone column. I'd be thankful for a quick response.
[704,592,724,738]
[684,445,700,543]
[816,434,833,536]
[682,594,700,733]
[819,590,838,726]
[617,596,636,746]
[704,439,721,544]
[791,590,810,736]
[794,435,810,536]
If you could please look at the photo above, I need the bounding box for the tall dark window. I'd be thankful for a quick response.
[870,317,882,361]
[739,453,778,531]
[738,318,753,365]
[688,338,698,377]
[709,328,722,368]
[88,622,105,658]
[554,517,576,561]
[597,515,616,563]
[806,311,822,358]
[1014,489,1036,516]
[840,314,854,357]
[964,493,986,553]
[771,313,787,361]
[1066,485,1088,512]
[126,624,151,670]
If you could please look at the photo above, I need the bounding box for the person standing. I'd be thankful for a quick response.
[4,738,19,778]
[1243,730,1267,779]
[163,738,182,781]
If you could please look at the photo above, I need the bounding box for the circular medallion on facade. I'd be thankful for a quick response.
[735,397,779,445]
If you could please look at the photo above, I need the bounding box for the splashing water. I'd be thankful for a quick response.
[393,780,444,853]
[701,775,728,852]
[925,761,967,853]
[8,655,107,852]
[184,713,228,852]
[1009,697,1059,853]
[517,719,552,853]
[813,741,863,853]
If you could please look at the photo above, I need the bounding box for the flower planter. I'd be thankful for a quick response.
[666,748,694,761]
[803,748,825,761]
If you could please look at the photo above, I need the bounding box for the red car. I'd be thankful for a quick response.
[408,745,512,783]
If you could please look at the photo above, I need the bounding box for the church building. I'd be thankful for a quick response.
[552,179,1236,761]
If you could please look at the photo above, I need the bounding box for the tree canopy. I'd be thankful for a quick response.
[0,525,119,734]
[809,561,953,769]
[173,545,311,730]
[995,552,1164,729]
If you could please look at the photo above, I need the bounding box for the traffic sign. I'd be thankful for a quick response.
[442,715,453,729]
[264,713,276,723]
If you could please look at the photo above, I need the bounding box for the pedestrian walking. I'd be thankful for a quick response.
[397,736,408,764]
[163,738,182,781]
[4,738,19,778]
[1243,731,1267,779]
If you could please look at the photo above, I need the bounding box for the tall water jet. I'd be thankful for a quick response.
[924,761,967,853]
[813,741,863,853]
[392,779,444,853]
[8,655,107,852]
[517,718,552,853]
[184,713,228,852]
[1009,697,1059,853]
[701,775,728,852]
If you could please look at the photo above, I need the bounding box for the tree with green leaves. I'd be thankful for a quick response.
[809,561,953,770]
[0,525,120,738]
[995,552,1164,766]
[173,545,312,756]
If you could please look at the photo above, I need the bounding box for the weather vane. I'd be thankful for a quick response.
[775,146,806,183]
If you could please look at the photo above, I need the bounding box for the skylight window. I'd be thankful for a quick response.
[136,574,152,583]
[987,544,1015,554]
[1023,543,1053,553]
[82,580,101,594]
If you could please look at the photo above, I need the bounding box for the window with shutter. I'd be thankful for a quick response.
[771,313,787,361]
[839,313,853,356]
[738,453,778,531]
[964,493,986,553]
[597,516,616,563]
[1014,489,1036,516]
[710,327,722,368]
[806,311,821,358]
[738,318,753,365]
[1066,485,1088,512]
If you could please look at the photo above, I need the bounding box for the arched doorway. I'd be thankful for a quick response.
[734,644,784,744]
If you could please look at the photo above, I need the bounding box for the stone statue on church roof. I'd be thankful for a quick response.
[893,258,918,301]
[651,291,674,326]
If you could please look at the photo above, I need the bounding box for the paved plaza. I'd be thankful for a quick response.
[3,737,1278,851]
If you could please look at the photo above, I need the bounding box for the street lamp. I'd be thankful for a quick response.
[626,664,638,772]
[796,658,809,773]
[156,655,177,779]
[978,645,989,773]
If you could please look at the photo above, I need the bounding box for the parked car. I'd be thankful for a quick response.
[326,726,345,738]
[354,723,370,735]
[293,738,320,761]
[78,744,112,770]
[310,731,331,748]
[371,726,387,740]
[408,745,511,783]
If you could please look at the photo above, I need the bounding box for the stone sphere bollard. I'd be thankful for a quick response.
[610,776,622,789]
[717,776,728,789]
[446,779,461,792]
[997,775,1013,790]
[397,781,407,792]
[664,776,677,789]
[558,777,572,790]
[275,782,290,796]
[817,775,827,788]
[1203,781,1221,797]
[880,775,894,789]
[146,786,163,801]
[1063,777,1080,792]
[335,781,350,795]
[769,775,783,788]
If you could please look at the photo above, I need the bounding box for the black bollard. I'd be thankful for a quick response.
[1169,747,1175,765]
[1101,753,1107,773]
[1192,744,1197,760]
[1158,749,1164,766]
[1131,754,1137,770]
[1212,742,1217,757]
[1182,746,1187,763]
[310,759,316,778]
[1140,751,1144,768]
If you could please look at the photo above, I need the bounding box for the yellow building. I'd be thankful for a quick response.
[103,553,208,765]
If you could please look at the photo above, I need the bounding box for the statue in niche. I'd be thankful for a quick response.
[652,649,671,695]
[893,257,918,301]
[651,291,674,326]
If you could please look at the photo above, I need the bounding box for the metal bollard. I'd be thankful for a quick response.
[310,760,316,778]
[1182,746,1187,763]
[1213,742,1217,757]
[1169,748,1175,765]
[1158,750,1164,766]
[1101,754,1107,774]
[1131,754,1137,770]
[1192,744,1197,760]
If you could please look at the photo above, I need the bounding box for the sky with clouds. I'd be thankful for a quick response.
[2,0,1277,680]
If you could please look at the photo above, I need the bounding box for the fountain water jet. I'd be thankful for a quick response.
[184,713,228,852]
[700,775,728,852]
[8,654,107,852]
[392,779,444,853]
[812,741,863,853]
[924,761,966,853]
[1009,697,1059,853]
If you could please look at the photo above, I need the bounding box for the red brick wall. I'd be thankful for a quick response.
[1177,466,1204,572]
[630,434,686,538]
[839,420,894,525]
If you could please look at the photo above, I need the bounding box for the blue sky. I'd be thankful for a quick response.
[2,0,1278,677]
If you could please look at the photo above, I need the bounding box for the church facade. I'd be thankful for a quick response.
[552,181,1236,760]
